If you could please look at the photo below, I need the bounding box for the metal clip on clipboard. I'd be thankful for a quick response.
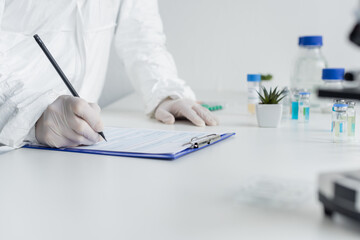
[183,134,222,149]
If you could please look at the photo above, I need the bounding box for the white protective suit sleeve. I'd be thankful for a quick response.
[0,59,60,148]
[114,0,196,116]
[0,1,67,148]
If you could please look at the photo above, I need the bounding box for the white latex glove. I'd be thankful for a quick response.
[155,98,219,127]
[35,95,104,148]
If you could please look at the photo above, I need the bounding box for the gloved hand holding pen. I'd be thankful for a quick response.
[35,95,104,148]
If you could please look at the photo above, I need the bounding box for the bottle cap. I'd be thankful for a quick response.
[299,36,323,46]
[333,104,348,112]
[247,74,261,82]
[333,103,348,108]
[322,68,345,80]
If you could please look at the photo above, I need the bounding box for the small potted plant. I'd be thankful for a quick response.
[256,86,286,128]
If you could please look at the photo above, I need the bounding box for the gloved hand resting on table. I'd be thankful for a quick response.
[35,95,104,148]
[155,98,219,127]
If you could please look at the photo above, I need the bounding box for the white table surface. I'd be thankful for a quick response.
[1,91,360,240]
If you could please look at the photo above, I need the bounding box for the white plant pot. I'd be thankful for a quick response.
[256,104,283,128]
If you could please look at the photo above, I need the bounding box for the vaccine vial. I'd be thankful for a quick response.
[331,99,346,131]
[332,103,348,142]
[291,89,300,120]
[247,74,261,114]
[298,92,310,122]
[346,101,356,138]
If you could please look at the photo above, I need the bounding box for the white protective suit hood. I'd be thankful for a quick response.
[0,0,195,148]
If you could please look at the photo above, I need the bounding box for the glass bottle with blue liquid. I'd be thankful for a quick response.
[298,92,310,122]
[332,103,348,142]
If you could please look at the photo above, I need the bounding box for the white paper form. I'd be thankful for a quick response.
[75,127,212,154]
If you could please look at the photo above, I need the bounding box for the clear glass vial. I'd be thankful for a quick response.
[331,99,346,131]
[281,87,291,119]
[332,103,348,143]
[346,101,356,138]
[291,89,300,120]
[247,74,261,114]
[298,92,310,122]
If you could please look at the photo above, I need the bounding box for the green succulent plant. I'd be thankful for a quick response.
[257,86,286,104]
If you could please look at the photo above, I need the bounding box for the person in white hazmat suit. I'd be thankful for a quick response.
[0,0,218,148]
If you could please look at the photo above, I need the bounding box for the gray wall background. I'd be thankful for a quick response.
[99,0,360,107]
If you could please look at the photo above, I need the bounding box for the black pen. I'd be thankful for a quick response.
[33,34,107,142]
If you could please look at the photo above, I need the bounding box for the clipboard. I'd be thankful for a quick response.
[23,129,235,160]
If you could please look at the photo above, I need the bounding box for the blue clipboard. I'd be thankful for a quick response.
[23,133,235,160]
